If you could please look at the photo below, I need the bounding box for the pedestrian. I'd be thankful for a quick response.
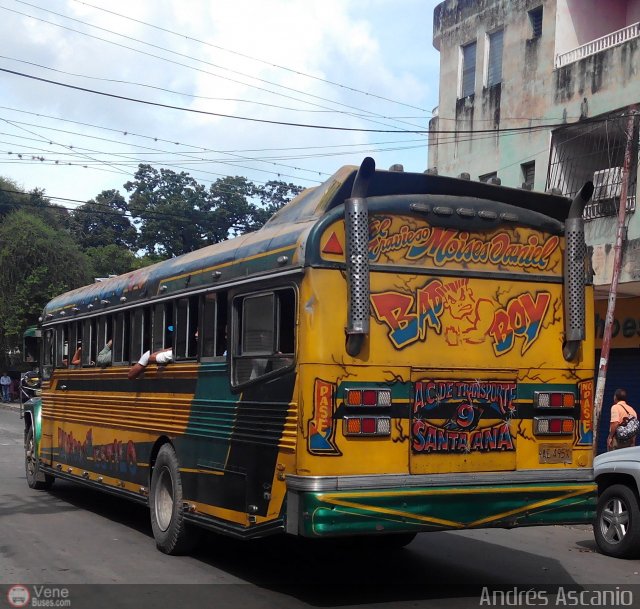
[607,388,639,451]
[0,372,11,403]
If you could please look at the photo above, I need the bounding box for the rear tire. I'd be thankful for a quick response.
[594,484,640,558]
[25,427,54,490]
[149,444,196,555]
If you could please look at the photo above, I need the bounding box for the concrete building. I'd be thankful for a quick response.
[428,0,640,451]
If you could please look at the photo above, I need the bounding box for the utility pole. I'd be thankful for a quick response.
[593,108,638,457]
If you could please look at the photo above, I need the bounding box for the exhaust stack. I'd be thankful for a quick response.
[344,157,375,357]
[563,181,594,361]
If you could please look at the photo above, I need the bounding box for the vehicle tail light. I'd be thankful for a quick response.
[534,391,575,408]
[343,416,391,436]
[344,388,392,407]
[534,417,574,435]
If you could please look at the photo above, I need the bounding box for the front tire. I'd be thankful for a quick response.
[149,444,196,555]
[594,484,640,558]
[25,427,54,490]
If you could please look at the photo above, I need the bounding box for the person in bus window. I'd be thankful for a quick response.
[128,347,173,380]
[608,388,638,451]
[97,339,113,368]
[71,342,82,366]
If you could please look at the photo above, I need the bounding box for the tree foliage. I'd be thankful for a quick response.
[0,210,92,367]
[70,190,137,250]
[125,165,304,257]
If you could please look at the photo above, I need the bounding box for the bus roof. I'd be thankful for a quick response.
[42,162,572,321]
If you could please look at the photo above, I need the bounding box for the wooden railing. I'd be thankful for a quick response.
[556,22,640,68]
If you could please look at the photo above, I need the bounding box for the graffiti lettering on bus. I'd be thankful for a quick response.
[371,279,551,354]
[368,218,560,271]
[58,427,138,475]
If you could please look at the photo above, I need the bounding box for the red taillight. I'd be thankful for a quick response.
[361,418,376,433]
[362,390,377,406]
[344,388,392,407]
[343,416,391,437]
[534,417,574,435]
[534,391,576,408]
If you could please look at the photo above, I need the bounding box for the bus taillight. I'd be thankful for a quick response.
[533,391,575,408]
[345,388,391,407]
[344,416,391,436]
[533,417,575,435]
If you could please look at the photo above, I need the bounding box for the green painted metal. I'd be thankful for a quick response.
[299,482,597,537]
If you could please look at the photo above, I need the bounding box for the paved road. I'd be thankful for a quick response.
[1,404,639,609]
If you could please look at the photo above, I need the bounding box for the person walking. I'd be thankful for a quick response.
[0,372,11,403]
[607,388,638,451]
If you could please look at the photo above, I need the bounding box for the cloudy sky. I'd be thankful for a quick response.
[0,0,440,207]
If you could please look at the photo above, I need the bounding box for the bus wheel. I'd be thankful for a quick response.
[594,484,640,559]
[25,427,54,490]
[149,444,196,555]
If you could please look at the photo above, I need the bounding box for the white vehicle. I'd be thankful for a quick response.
[593,446,640,558]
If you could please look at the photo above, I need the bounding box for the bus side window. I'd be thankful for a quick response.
[55,324,67,368]
[152,302,175,352]
[113,312,130,364]
[175,296,198,360]
[82,318,96,366]
[200,293,217,358]
[232,288,295,386]
[200,292,227,359]
[130,307,151,362]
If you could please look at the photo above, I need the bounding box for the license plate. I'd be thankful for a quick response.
[539,443,572,464]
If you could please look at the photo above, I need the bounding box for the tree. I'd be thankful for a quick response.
[0,210,92,367]
[253,180,304,225]
[125,165,211,257]
[84,244,139,278]
[70,190,137,251]
[125,165,304,258]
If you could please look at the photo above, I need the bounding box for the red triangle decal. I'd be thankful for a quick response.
[322,232,344,255]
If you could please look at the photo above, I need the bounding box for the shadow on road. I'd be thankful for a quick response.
[37,480,583,606]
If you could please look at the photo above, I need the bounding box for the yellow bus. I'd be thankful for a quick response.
[24,158,596,554]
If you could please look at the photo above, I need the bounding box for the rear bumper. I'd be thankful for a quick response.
[286,470,596,537]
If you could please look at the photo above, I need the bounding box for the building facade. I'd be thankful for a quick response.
[428,0,640,451]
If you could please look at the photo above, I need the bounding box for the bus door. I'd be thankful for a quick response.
[409,370,518,475]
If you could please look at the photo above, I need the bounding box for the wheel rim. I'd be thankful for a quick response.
[600,497,629,545]
[155,466,174,532]
[25,434,37,479]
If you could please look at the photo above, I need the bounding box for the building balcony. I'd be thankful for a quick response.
[555,22,640,68]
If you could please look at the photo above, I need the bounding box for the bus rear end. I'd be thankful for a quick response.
[287,161,595,539]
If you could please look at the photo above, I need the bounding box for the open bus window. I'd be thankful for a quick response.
[175,296,198,360]
[113,312,131,364]
[96,316,113,367]
[152,302,174,352]
[82,318,96,366]
[200,292,228,359]
[232,287,295,386]
[55,325,67,368]
[130,307,151,362]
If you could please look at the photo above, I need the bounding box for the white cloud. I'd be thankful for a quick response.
[0,0,439,203]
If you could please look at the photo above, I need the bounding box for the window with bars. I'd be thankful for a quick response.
[460,41,477,98]
[529,6,543,38]
[487,30,504,87]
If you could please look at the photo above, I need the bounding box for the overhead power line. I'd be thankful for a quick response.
[3,3,424,131]
[0,67,430,133]
[2,67,606,137]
